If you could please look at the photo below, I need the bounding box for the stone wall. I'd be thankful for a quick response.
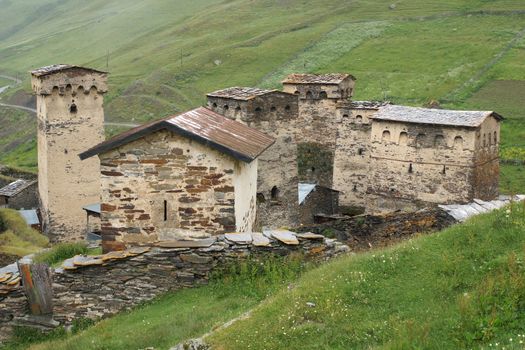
[0,233,348,341]
[3,182,39,210]
[33,69,106,242]
[472,116,500,200]
[299,187,339,225]
[99,130,257,251]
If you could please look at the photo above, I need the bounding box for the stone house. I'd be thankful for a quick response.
[31,64,107,241]
[80,107,274,252]
[0,179,38,210]
[298,183,340,225]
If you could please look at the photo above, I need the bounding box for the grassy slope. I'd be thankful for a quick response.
[17,203,525,350]
[0,208,48,256]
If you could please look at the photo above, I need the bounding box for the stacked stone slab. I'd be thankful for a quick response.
[0,232,348,341]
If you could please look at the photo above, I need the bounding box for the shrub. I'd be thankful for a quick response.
[34,242,89,266]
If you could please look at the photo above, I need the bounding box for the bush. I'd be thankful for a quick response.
[34,242,89,266]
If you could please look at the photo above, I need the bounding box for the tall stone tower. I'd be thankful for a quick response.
[31,64,107,241]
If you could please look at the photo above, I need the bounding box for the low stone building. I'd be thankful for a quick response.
[0,179,38,210]
[333,105,502,212]
[298,183,340,225]
[80,107,274,251]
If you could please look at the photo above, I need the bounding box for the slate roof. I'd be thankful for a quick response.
[207,87,275,101]
[0,179,36,198]
[282,73,355,85]
[18,209,40,226]
[351,100,391,110]
[83,203,101,215]
[373,105,503,128]
[79,107,275,163]
[31,64,107,77]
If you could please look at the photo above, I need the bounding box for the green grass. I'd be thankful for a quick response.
[33,242,101,267]
[208,202,525,349]
[0,208,48,256]
[6,254,307,350]
[11,203,525,350]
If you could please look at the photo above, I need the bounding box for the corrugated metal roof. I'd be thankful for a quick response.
[207,87,274,101]
[282,73,354,85]
[31,64,107,77]
[18,209,39,226]
[351,100,391,109]
[83,203,101,215]
[0,179,36,197]
[80,107,275,163]
[373,105,503,127]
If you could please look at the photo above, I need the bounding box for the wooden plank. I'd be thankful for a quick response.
[17,259,54,316]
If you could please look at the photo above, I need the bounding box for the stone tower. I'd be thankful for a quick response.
[31,64,107,241]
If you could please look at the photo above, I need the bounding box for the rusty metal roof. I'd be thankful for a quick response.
[0,179,37,197]
[282,73,355,85]
[79,107,275,162]
[31,64,107,77]
[372,105,503,128]
[351,100,391,110]
[206,87,275,101]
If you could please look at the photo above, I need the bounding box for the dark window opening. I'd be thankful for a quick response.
[294,91,300,95]
[442,165,446,175]
[70,104,77,114]
[352,184,357,192]
[212,103,217,108]
[343,114,349,118]
[270,106,276,112]
[319,91,327,99]
[408,163,413,173]
[493,131,497,144]
[311,167,316,173]
[64,149,68,154]
[284,105,291,111]
[358,148,364,155]
[271,186,279,200]
[256,192,266,203]
[306,91,313,99]
[356,115,363,123]
[223,105,229,110]
[163,200,168,221]
[255,107,262,112]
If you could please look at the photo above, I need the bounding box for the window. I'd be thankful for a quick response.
[408,163,413,173]
[342,114,349,118]
[223,105,229,110]
[483,133,486,147]
[256,193,266,203]
[454,136,463,150]
[356,115,363,123]
[382,130,391,142]
[163,200,168,221]
[270,106,276,112]
[235,106,241,114]
[285,105,291,111]
[434,135,445,147]
[311,167,316,173]
[319,91,327,99]
[441,165,446,175]
[255,107,262,112]
[306,91,313,99]
[294,91,300,95]
[212,102,217,108]
[271,186,279,200]
[358,148,364,155]
[399,132,408,145]
[493,131,497,144]
[70,104,77,114]
[352,184,357,192]
[416,133,426,148]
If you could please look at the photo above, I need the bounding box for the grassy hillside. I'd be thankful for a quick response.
[8,202,525,349]
[0,208,48,257]
[0,0,524,190]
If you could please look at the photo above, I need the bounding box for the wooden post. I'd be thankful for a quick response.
[17,258,54,316]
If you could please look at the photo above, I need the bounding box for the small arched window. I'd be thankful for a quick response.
[416,133,426,148]
[399,132,408,145]
[434,135,445,147]
[285,105,291,111]
[342,114,349,119]
[441,165,446,175]
[382,130,391,142]
[255,107,262,113]
[271,186,279,200]
[483,133,486,147]
[358,148,364,155]
[319,91,327,99]
[223,105,229,110]
[306,91,313,99]
[235,106,241,114]
[270,106,276,112]
[70,104,77,114]
[356,115,363,123]
[294,91,300,95]
[454,136,463,150]
[408,163,413,173]
[212,102,217,108]
[493,131,497,144]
